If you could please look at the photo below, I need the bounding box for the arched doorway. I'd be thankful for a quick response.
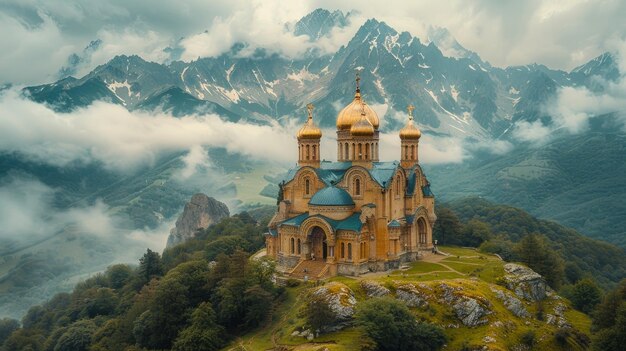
[417,217,427,245]
[308,226,328,260]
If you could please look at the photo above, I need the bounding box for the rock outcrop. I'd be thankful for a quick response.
[166,193,230,247]
[395,282,430,308]
[360,280,390,297]
[503,263,548,301]
[439,283,492,327]
[312,282,357,331]
[490,287,530,318]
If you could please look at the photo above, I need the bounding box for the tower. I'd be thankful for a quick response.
[297,103,322,167]
[399,104,421,168]
[336,73,380,166]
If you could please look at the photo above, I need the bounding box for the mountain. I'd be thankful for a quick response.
[427,120,626,248]
[293,8,351,40]
[166,193,230,247]
[25,12,616,141]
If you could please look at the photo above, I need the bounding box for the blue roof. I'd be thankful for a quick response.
[277,212,363,232]
[388,219,401,228]
[422,184,434,197]
[309,186,355,206]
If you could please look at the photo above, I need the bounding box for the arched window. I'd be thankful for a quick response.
[341,243,345,259]
[312,145,316,160]
[305,178,310,195]
[358,143,362,159]
[290,238,295,254]
[355,178,361,196]
[348,243,352,260]
[352,143,356,159]
[297,239,301,254]
[396,175,401,196]
[404,145,408,159]
[344,143,349,160]
[411,145,415,160]
[306,145,310,160]
[365,143,369,159]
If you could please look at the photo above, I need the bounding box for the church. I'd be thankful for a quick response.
[265,76,436,278]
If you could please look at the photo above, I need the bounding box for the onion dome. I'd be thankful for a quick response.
[336,73,380,130]
[399,104,422,140]
[350,111,375,136]
[297,103,322,140]
[309,186,355,206]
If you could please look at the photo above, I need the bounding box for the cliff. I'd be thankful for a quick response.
[166,193,230,247]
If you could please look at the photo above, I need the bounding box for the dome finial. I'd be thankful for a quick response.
[307,103,314,121]
[407,104,415,121]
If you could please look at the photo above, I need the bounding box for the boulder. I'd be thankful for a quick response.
[490,287,530,318]
[503,263,547,301]
[313,282,357,323]
[167,193,230,247]
[395,283,429,307]
[360,280,390,297]
[439,283,491,327]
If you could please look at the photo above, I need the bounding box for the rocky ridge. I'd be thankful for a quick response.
[166,193,230,247]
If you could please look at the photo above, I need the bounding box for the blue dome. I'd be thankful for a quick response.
[309,186,355,206]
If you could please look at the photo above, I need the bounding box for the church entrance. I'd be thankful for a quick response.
[309,226,327,260]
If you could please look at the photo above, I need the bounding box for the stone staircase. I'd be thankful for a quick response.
[289,259,330,280]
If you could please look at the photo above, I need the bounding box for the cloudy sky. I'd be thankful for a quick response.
[1,0,626,85]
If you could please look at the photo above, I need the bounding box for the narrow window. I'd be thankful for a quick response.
[345,143,349,160]
[306,145,310,160]
[305,178,310,195]
[312,145,317,160]
[341,243,345,259]
[297,239,301,254]
[290,238,295,254]
[348,243,352,260]
[396,175,401,196]
[358,143,362,159]
[352,143,356,159]
[355,178,361,196]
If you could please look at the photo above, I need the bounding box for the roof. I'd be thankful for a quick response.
[278,212,364,233]
[309,186,355,206]
[388,219,401,228]
[281,161,402,189]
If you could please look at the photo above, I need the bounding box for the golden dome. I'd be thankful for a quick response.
[297,103,322,140]
[399,105,422,140]
[336,74,380,130]
[350,112,375,136]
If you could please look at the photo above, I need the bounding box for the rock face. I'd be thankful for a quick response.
[166,194,230,248]
[395,282,430,308]
[503,263,548,301]
[313,282,357,331]
[490,287,530,318]
[439,283,491,327]
[360,280,390,297]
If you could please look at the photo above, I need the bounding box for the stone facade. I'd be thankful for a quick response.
[266,79,436,277]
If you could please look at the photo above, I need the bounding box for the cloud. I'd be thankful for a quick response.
[513,40,626,143]
[0,88,299,171]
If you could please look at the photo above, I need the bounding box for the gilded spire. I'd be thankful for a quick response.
[400,104,421,140]
[354,70,361,99]
[297,103,322,140]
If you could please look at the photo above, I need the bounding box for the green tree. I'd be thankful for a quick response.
[172,302,226,351]
[53,320,96,351]
[355,297,446,351]
[138,249,164,284]
[242,284,273,328]
[571,278,602,314]
[432,207,463,246]
[591,280,626,350]
[300,290,336,332]
[514,233,565,289]
[461,219,492,247]
[2,329,45,351]
[0,318,20,345]
[106,264,133,289]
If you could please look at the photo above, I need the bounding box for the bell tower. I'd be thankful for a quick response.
[297,103,322,168]
[399,105,421,169]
